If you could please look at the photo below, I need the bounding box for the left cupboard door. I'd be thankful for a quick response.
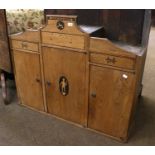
[13,50,44,111]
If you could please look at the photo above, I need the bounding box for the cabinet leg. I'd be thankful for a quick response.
[0,72,9,105]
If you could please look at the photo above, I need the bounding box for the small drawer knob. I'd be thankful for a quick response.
[46,81,51,87]
[91,92,96,98]
[36,78,41,83]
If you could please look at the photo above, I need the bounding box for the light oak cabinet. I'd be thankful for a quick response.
[10,15,147,141]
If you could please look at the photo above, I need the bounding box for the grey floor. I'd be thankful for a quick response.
[0,28,155,146]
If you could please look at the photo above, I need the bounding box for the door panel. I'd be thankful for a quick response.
[13,51,44,111]
[43,47,87,125]
[88,65,135,139]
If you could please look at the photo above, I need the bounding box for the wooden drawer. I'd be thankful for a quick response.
[11,40,39,52]
[42,32,85,49]
[90,53,135,70]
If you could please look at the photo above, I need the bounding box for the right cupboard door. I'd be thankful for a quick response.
[88,65,135,140]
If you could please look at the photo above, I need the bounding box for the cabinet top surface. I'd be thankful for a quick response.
[90,37,144,58]
[9,15,145,56]
[112,41,144,56]
[9,30,40,43]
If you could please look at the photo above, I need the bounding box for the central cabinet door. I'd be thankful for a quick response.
[88,65,135,140]
[42,47,87,125]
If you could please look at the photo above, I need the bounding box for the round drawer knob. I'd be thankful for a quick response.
[46,81,51,87]
[91,92,96,98]
[36,78,41,83]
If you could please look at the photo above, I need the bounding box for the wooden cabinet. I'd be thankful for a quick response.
[43,47,87,125]
[88,65,135,140]
[10,15,149,142]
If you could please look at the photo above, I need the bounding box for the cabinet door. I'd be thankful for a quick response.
[43,47,87,125]
[88,65,135,140]
[13,51,44,111]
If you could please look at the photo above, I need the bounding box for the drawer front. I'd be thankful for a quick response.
[11,40,39,52]
[90,53,135,70]
[42,32,85,49]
